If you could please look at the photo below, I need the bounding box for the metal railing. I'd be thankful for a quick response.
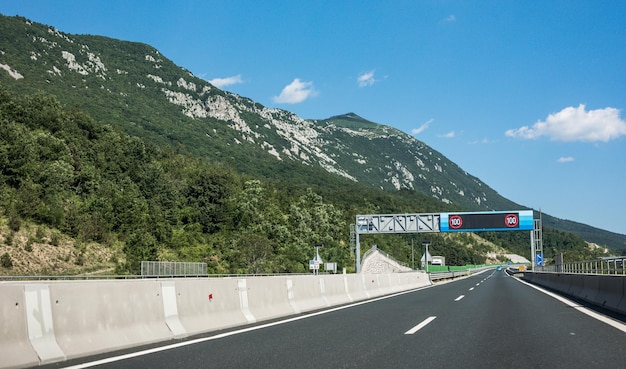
[140,261,208,277]
[538,257,626,275]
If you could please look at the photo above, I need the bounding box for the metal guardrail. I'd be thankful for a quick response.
[537,257,626,275]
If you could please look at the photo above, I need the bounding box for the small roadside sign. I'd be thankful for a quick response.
[536,254,544,266]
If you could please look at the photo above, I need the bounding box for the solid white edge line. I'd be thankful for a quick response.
[60,284,436,368]
[509,273,626,333]
[405,316,437,335]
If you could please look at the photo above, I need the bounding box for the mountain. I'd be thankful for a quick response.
[1,14,624,251]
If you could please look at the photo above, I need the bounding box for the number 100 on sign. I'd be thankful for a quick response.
[440,210,534,232]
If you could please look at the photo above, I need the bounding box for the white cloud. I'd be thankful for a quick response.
[273,78,316,104]
[411,118,434,135]
[505,104,626,142]
[469,138,494,144]
[441,14,456,23]
[439,131,455,138]
[209,74,243,88]
[557,156,575,163]
[357,70,376,87]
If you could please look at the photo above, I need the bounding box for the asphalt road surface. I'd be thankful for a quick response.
[48,269,626,369]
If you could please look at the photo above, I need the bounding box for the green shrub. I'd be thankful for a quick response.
[8,214,21,232]
[25,238,33,252]
[1,253,13,268]
[5,232,14,246]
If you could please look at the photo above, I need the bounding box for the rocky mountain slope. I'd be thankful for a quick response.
[1,14,624,250]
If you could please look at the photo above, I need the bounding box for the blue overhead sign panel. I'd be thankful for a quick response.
[440,210,534,232]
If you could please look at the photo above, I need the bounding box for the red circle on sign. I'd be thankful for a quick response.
[505,214,519,228]
[449,215,463,229]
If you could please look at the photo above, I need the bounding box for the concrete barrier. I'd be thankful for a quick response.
[319,275,352,306]
[0,284,40,369]
[1,271,433,368]
[287,275,328,313]
[523,272,626,315]
[616,278,626,314]
[174,278,248,336]
[160,281,187,339]
[344,273,369,302]
[577,274,600,303]
[24,284,65,364]
[48,280,173,359]
[594,276,625,313]
[566,274,584,297]
[245,277,294,321]
[363,274,384,298]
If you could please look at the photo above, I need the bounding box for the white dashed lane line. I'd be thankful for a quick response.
[405,316,437,335]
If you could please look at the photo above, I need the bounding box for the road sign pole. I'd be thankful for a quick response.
[355,231,361,273]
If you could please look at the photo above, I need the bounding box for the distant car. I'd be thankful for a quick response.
[496,266,502,271]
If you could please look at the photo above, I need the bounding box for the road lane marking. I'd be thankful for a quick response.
[455,295,465,301]
[469,287,475,291]
[405,316,437,335]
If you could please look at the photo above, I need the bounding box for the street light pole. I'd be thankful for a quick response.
[422,240,430,273]
[411,238,414,270]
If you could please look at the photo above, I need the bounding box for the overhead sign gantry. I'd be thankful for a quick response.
[353,210,540,272]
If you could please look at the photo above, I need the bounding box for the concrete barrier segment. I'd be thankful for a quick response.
[244,277,294,322]
[343,274,354,303]
[555,274,569,291]
[318,277,331,307]
[0,284,41,369]
[363,274,385,298]
[174,278,249,336]
[24,284,66,365]
[343,274,368,302]
[595,276,626,314]
[567,274,585,297]
[360,273,372,299]
[616,277,626,315]
[160,281,187,339]
[237,279,256,323]
[48,280,173,360]
[286,275,328,313]
[286,279,301,314]
[579,275,600,303]
[318,275,351,306]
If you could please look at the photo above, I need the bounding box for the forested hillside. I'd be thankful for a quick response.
[0,87,609,275]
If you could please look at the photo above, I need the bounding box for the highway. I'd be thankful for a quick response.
[46,269,626,369]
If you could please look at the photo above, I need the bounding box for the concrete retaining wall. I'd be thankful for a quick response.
[0,271,430,368]
[522,272,626,315]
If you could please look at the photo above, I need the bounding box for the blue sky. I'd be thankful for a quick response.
[1,1,625,236]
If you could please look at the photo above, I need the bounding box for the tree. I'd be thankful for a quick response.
[184,167,235,233]
[230,233,276,274]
